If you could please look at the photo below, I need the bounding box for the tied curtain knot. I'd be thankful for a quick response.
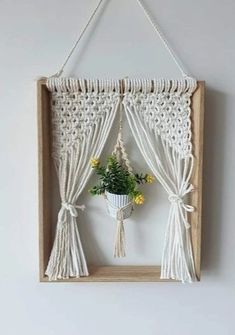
[168,189,194,229]
[58,202,86,223]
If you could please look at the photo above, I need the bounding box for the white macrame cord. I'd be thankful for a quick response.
[105,194,133,258]
[52,0,191,78]
[106,102,134,258]
[45,78,120,280]
[123,78,197,283]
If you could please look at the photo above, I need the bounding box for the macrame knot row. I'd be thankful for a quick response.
[58,202,86,223]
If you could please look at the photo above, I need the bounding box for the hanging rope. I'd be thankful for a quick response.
[53,0,104,77]
[136,0,190,77]
[112,100,133,173]
[52,0,192,78]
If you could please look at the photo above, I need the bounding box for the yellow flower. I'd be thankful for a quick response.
[134,194,145,205]
[90,158,100,168]
[146,174,155,184]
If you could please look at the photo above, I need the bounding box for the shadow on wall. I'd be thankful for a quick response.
[201,87,226,278]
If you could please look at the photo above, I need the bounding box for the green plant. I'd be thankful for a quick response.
[89,155,155,205]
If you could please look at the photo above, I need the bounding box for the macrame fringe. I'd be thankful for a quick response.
[45,216,89,281]
[114,220,126,258]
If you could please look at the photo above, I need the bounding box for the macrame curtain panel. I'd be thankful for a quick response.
[45,78,120,280]
[123,78,197,283]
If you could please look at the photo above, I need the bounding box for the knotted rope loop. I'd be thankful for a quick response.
[58,202,86,223]
[168,193,194,212]
[168,194,183,205]
[168,192,194,229]
[116,208,124,221]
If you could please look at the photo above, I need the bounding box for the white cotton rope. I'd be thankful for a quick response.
[112,102,133,173]
[51,0,193,79]
[110,101,134,257]
[123,78,197,283]
[135,0,192,80]
[52,0,104,77]
[105,194,133,258]
[114,202,133,258]
[45,78,121,280]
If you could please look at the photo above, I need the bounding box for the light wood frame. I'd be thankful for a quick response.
[37,78,205,282]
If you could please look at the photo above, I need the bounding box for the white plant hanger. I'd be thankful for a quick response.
[105,101,134,258]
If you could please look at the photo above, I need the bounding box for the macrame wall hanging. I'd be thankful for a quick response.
[39,0,204,283]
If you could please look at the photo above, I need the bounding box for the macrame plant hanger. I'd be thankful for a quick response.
[108,100,134,258]
[46,0,197,283]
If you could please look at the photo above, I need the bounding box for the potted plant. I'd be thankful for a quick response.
[89,155,155,257]
[90,155,154,209]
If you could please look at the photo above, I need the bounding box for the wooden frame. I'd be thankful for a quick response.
[37,78,205,282]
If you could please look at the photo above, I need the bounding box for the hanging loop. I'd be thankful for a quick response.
[51,0,193,78]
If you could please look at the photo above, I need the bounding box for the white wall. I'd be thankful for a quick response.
[1,0,235,334]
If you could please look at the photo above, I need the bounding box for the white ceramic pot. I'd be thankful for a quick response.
[106,192,133,219]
